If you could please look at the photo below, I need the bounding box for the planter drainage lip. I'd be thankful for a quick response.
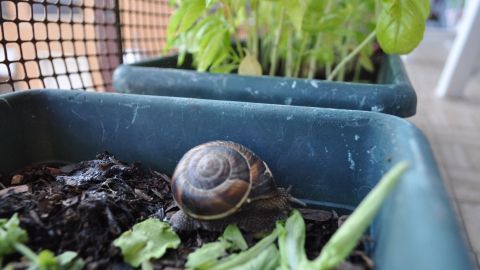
[113,54,417,118]
[0,89,473,270]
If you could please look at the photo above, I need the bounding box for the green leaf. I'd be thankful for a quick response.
[177,0,206,34]
[165,0,206,51]
[280,0,307,33]
[186,225,248,269]
[210,229,278,270]
[190,17,220,52]
[359,53,374,72]
[186,242,229,270]
[0,213,28,258]
[165,4,187,50]
[113,218,181,268]
[205,0,217,7]
[277,210,308,270]
[230,245,279,270]
[57,251,85,270]
[376,0,429,54]
[56,251,77,265]
[413,0,431,20]
[209,63,238,74]
[36,250,58,270]
[312,162,409,269]
[176,33,190,66]
[238,53,263,76]
[0,215,83,270]
[197,29,229,72]
[219,224,248,251]
[209,51,230,71]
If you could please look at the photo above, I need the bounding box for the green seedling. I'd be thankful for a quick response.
[186,223,280,270]
[186,224,248,269]
[114,161,408,269]
[0,213,84,270]
[277,161,409,269]
[166,0,429,81]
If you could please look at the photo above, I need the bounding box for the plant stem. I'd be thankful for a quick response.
[309,0,333,79]
[211,230,278,270]
[353,58,362,82]
[235,39,245,59]
[294,37,308,77]
[269,9,285,76]
[251,0,259,57]
[221,0,244,59]
[14,243,38,262]
[337,29,351,81]
[325,62,332,79]
[285,28,294,77]
[327,30,376,81]
[307,33,322,79]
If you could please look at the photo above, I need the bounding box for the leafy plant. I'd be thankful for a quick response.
[166,0,430,81]
[277,161,409,270]
[0,213,28,264]
[186,224,248,269]
[114,161,407,269]
[113,218,181,268]
[0,214,84,270]
[187,224,279,270]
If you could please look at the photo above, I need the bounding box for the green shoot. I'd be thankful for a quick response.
[210,229,279,270]
[312,161,409,269]
[186,224,248,269]
[0,214,84,270]
[166,0,429,81]
[276,162,409,270]
[0,213,28,259]
[327,31,377,81]
[186,224,279,270]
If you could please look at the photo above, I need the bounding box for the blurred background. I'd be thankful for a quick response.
[0,0,172,92]
[403,1,480,267]
[1,0,479,267]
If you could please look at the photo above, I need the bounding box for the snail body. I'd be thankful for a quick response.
[170,141,292,231]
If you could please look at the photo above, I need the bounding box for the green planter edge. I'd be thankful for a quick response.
[113,54,417,117]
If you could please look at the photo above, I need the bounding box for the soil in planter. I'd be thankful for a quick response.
[0,154,373,270]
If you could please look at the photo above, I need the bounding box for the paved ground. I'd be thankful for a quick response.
[404,31,480,268]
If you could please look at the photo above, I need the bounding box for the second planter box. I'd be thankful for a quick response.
[113,54,416,117]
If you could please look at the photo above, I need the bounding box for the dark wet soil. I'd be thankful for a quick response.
[0,154,372,270]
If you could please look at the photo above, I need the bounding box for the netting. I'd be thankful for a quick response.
[0,0,171,93]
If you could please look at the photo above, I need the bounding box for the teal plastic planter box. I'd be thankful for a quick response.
[113,54,417,117]
[0,90,472,269]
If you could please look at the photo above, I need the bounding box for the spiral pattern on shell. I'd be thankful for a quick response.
[171,141,276,220]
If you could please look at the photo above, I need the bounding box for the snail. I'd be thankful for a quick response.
[169,141,300,232]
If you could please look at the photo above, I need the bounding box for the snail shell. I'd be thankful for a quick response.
[171,141,278,220]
